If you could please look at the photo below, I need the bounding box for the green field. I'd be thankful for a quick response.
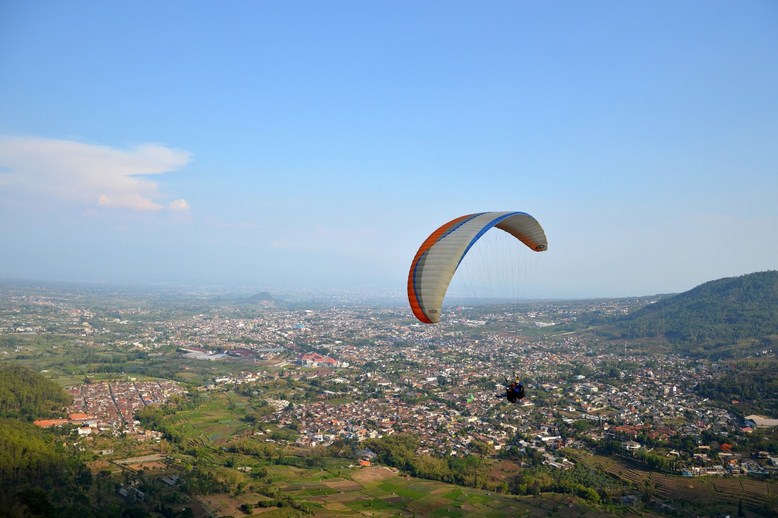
[196,464,659,518]
[165,392,251,443]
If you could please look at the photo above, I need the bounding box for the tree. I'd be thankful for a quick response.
[410,455,452,482]
[469,440,495,457]
[448,455,489,489]
[363,433,420,471]
[0,364,71,420]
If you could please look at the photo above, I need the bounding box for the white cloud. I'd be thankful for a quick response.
[169,198,190,211]
[0,135,191,212]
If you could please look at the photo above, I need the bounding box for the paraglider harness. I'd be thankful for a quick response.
[499,373,525,402]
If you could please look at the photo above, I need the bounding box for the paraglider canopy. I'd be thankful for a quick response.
[407,211,547,324]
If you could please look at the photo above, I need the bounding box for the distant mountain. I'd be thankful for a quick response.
[207,291,280,307]
[240,291,278,306]
[604,271,778,358]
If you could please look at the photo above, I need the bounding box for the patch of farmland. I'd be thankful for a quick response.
[593,455,776,515]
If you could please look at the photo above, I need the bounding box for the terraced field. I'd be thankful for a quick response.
[197,464,664,517]
[165,392,251,443]
[581,454,777,516]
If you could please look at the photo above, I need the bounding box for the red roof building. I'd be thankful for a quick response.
[33,419,69,428]
[298,352,339,368]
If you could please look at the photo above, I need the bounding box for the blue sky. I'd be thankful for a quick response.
[1,1,776,298]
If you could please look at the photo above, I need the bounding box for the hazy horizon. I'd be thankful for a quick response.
[3,270,771,304]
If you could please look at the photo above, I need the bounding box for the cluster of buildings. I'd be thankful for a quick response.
[296,352,344,368]
[51,380,186,434]
[217,307,776,476]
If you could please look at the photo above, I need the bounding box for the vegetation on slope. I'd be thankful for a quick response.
[0,363,99,516]
[0,362,71,420]
[604,271,778,358]
[694,358,778,416]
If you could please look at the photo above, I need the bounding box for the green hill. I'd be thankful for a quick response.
[0,363,71,420]
[0,365,94,516]
[605,271,778,358]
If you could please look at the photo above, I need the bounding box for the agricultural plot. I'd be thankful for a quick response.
[166,393,250,443]
[583,454,777,516]
[197,464,653,517]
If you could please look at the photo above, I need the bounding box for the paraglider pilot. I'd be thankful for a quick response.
[497,372,525,402]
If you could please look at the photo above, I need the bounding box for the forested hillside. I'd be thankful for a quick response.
[695,359,778,416]
[0,363,71,420]
[604,271,778,358]
[0,364,95,516]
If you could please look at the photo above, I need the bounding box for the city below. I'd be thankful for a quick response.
[1,280,776,517]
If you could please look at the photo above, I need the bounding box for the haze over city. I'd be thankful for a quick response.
[1,1,776,298]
